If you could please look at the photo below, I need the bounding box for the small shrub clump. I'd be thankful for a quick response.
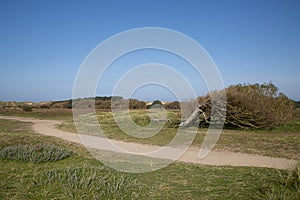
[0,144,73,163]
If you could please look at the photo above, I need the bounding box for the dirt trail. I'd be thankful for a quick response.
[0,115,297,170]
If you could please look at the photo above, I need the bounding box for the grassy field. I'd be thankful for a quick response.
[0,108,73,120]
[55,109,300,160]
[0,115,300,199]
[1,108,299,159]
[0,108,300,199]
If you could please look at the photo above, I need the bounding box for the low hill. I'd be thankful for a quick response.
[0,96,146,110]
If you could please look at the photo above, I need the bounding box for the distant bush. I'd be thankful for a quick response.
[22,105,32,112]
[94,98,146,110]
[64,100,72,109]
[129,99,146,109]
[295,101,300,109]
[148,100,163,109]
[164,101,180,109]
[197,82,294,129]
[152,100,162,105]
[39,104,50,109]
[0,144,73,163]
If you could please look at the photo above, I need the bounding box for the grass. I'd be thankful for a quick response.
[0,119,142,199]
[26,165,142,199]
[1,144,73,163]
[213,130,300,160]
[251,162,300,200]
[1,160,143,199]
[0,118,90,158]
[270,108,300,133]
[139,162,300,200]
[0,108,73,120]
[57,109,300,160]
[0,118,299,199]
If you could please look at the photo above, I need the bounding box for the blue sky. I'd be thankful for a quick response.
[0,0,299,102]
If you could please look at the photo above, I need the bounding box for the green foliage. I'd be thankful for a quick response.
[129,99,146,109]
[164,101,180,109]
[0,144,73,163]
[149,100,163,109]
[151,100,163,105]
[295,101,300,109]
[130,112,151,126]
[87,97,146,110]
[22,105,32,112]
[64,100,72,109]
[39,104,50,108]
[166,110,181,127]
[95,96,123,101]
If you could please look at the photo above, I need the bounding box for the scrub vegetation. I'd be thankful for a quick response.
[0,82,299,199]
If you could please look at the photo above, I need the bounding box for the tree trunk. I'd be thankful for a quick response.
[179,108,201,127]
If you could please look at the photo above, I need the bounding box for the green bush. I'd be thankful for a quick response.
[129,99,146,109]
[164,101,180,109]
[39,104,50,109]
[0,144,73,163]
[64,100,72,109]
[146,100,164,109]
[22,105,32,112]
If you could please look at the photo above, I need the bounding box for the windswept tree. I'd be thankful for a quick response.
[180,82,294,129]
[224,83,294,129]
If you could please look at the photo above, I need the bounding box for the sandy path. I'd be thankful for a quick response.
[0,115,297,170]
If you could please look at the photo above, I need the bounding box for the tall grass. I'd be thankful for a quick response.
[31,166,143,199]
[252,162,300,200]
[0,144,73,163]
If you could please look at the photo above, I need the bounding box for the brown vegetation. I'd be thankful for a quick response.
[193,83,294,129]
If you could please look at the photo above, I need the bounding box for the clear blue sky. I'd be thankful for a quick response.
[0,0,299,102]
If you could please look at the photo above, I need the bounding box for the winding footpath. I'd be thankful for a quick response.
[0,115,297,170]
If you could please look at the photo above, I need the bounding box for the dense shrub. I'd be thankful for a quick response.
[197,83,294,129]
[22,105,32,112]
[129,99,146,109]
[295,101,300,109]
[147,100,163,109]
[72,97,146,110]
[64,100,72,109]
[164,101,180,109]
[39,104,50,109]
